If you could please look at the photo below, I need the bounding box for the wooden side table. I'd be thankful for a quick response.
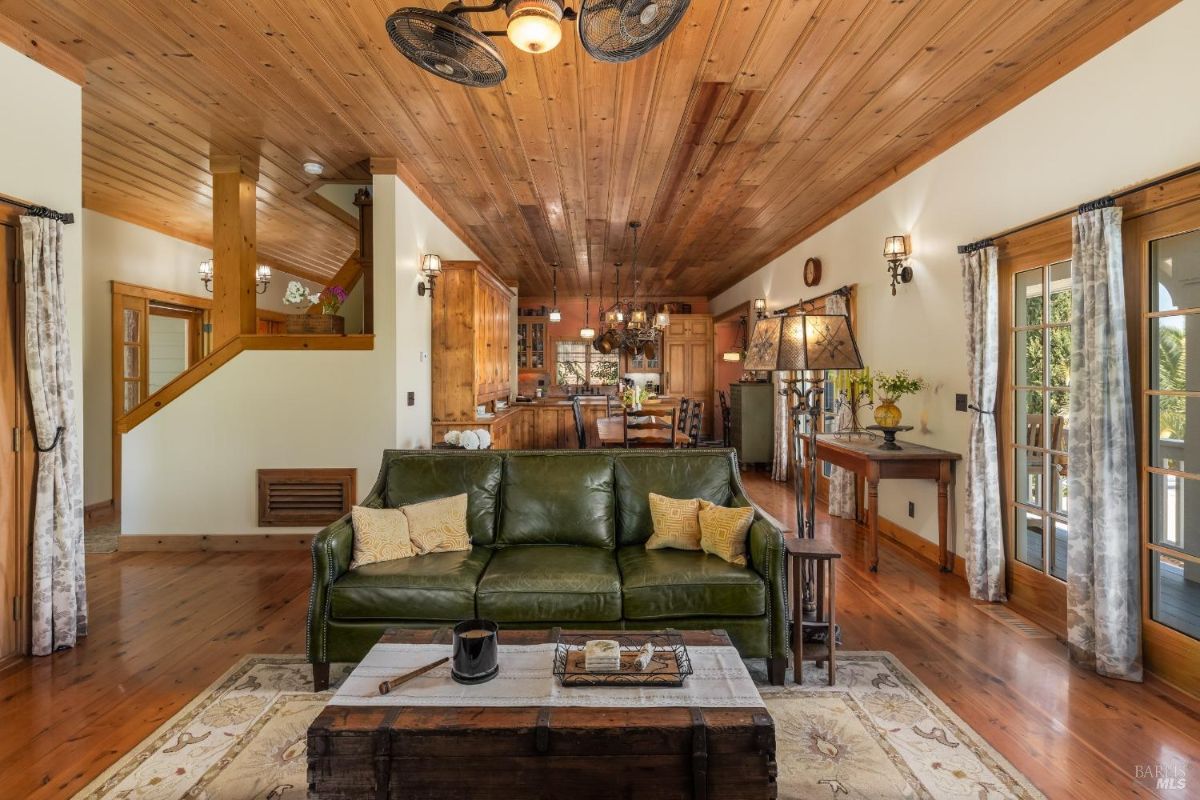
[785,537,841,686]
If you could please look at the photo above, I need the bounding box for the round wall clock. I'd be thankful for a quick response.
[803,257,822,287]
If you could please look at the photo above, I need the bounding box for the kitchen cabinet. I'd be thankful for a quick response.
[431,260,514,423]
[516,317,549,372]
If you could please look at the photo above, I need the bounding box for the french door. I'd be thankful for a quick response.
[0,203,33,670]
[999,225,1073,636]
[1130,198,1200,691]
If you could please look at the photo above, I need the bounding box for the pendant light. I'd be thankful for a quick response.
[548,263,562,323]
[580,292,595,340]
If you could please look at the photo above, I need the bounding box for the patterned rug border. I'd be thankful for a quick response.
[761,651,1047,800]
[74,653,291,798]
[74,651,1046,799]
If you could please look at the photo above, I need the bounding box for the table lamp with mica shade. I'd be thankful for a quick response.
[744,313,862,622]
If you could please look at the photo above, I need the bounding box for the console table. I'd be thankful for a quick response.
[801,433,961,573]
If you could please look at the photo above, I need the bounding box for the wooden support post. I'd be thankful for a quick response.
[354,188,374,335]
[210,154,259,345]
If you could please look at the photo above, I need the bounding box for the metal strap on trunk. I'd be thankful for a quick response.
[535,706,553,753]
[374,707,403,800]
[690,707,708,800]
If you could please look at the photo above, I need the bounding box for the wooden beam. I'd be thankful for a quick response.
[305,193,359,232]
[0,16,85,85]
[210,155,258,345]
[355,188,374,335]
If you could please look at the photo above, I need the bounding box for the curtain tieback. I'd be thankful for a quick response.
[35,426,64,453]
[967,403,994,415]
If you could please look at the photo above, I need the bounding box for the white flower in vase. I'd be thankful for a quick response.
[283,280,312,307]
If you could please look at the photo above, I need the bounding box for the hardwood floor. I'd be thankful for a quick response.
[0,473,1196,798]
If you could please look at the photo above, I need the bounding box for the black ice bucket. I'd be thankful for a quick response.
[451,619,499,685]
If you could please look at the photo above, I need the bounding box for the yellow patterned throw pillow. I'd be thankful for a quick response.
[698,500,754,566]
[645,493,703,551]
[350,506,415,569]
[403,493,472,555]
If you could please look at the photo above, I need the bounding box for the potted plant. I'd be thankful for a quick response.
[873,369,926,427]
[283,281,348,334]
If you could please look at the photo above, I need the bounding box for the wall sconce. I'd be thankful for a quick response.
[199,260,271,293]
[418,253,442,298]
[752,298,767,318]
[198,259,213,292]
[883,235,913,296]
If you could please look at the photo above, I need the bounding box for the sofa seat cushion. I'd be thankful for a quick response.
[330,549,491,621]
[617,547,765,620]
[477,546,621,622]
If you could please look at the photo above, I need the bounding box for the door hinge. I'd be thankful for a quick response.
[11,426,19,453]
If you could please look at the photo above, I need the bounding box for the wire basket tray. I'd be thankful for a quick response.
[552,631,693,687]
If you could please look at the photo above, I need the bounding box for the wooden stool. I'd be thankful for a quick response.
[785,537,841,686]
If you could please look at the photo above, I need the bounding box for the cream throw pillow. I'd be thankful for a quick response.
[403,493,472,554]
[698,500,754,567]
[645,493,702,551]
[350,506,414,569]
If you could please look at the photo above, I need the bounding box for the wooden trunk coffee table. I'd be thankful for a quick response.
[308,628,777,799]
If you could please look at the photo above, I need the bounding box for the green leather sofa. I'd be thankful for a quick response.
[307,449,789,689]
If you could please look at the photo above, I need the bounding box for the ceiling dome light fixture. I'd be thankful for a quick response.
[507,0,563,53]
[303,161,324,176]
[384,0,691,88]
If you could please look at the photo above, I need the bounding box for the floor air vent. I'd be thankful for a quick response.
[257,468,356,527]
[976,605,1055,639]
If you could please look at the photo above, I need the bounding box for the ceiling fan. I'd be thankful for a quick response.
[385,0,692,88]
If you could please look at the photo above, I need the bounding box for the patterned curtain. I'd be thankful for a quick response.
[1067,206,1141,681]
[826,293,856,518]
[771,371,790,481]
[960,244,1005,602]
[21,216,87,655]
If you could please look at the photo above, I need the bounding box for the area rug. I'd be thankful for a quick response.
[74,653,1045,799]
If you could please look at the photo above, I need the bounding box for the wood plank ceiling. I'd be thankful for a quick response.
[0,0,1177,292]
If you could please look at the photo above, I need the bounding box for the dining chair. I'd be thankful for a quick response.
[677,398,692,432]
[606,393,617,418]
[623,408,678,449]
[571,396,588,449]
[686,401,704,448]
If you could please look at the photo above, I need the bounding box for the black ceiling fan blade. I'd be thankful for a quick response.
[385,7,508,88]
[577,0,691,64]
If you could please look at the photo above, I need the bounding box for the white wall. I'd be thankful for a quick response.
[120,174,475,534]
[0,45,83,476]
[82,211,323,505]
[713,0,1200,554]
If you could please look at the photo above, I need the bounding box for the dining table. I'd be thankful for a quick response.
[595,415,689,448]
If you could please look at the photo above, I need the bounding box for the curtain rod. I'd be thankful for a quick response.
[959,161,1200,248]
[776,284,852,315]
[0,193,75,224]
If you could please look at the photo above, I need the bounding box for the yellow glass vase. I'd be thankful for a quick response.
[874,399,902,427]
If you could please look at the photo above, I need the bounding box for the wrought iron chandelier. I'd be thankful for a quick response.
[593,221,669,356]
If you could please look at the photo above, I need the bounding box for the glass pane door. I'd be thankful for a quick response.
[1147,228,1200,640]
[1010,260,1072,581]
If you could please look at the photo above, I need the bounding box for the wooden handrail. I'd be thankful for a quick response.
[115,333,374,433]
[306,251,363,315]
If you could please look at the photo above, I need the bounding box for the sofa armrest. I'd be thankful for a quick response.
[307,514,354,664]
[736,498,789,661]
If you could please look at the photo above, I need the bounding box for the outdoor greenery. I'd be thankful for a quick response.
[1157,324,1187,439]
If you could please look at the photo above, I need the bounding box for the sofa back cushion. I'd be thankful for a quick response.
[498,453,616,548]
[614,451,735,546]
[384,453,503,546]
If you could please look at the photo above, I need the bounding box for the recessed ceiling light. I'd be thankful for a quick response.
[303,161,324,176]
